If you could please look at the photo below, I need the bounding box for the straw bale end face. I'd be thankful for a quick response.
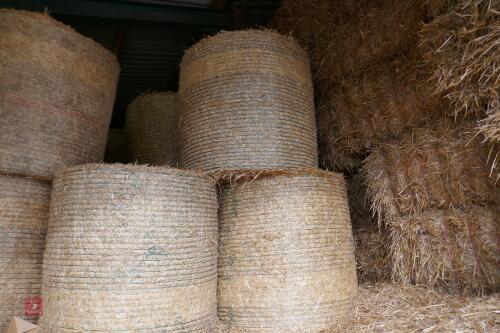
[317,51,442,171]
[217,169,358,332]
[0,10,120,178]
[363,121,499,220]
[179,30,318,172]
[390,206,500,293]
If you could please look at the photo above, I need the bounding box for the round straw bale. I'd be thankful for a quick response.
[217,168,358,332]
[179,30,317,172]
[38,164,218,332]
[0,10,120,178]
[340,282,500,332]
[273,0,424,83]
[125,92,179,166]
[347,174,391,282]
[389,206,499,293]
[0,174,51,331]
[363,120,499,220]
[317,51,441,171]
[104,129,129,163]
[420,0,499,118]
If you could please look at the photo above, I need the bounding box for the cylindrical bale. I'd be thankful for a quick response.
[217,169,358,332]
[0,174,51,331]
[125,92,179,166]
[39,164,218,332]
[0,10,120,178]
[179,30,318,172]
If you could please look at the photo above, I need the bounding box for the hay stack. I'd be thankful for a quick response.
[420,0,499,118]
[125,92,179,166]
[340,283,499,332]
[363,120,498,220]
[317,52,440,170]
[272,0,424,83]
[39,164,218,332]
[0,10,119,178]
[217,169,357,332]
[390,206,499,293]
[104,129,129,163]
[421,0,500,182]
[0,174,51,331]
[347,174,390,282]
[179,30,317,172]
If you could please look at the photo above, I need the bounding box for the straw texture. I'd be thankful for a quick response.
[218,169,357,332]
[340,282,499,332]
[363,120,498,220]
[104,129,129,163]
[317,51,441,170]
[0,10,119,178]
[179,30,317,172]
[0,174,51,332]
[421,0,499,118]
[126,92,179,166]
[39,164,218,332]
[390,206,499,293]
[347,174,390,283]
[272,0,424,83]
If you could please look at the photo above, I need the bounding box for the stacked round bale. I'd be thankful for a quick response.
[217,169,358,332]
[363,120,499,293]
[125,92,179,166]
[420,0,500,181]
[346,174,390,283]
[0,175,51,332]
[0,9,119,178]
[39,164,218,332]
[0,9,119,329]
[104,129,129,163]
[179,30,317,172]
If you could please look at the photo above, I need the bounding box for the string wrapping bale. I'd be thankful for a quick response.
[125,92,179,166]
[272,0,424,83]
[317,51,441,170]
[39,164,218,332]
[217,168,358,332]
[179,30,317,172]
[0,10,120,178]
[104,129,129,163]
[0,174,51,331]
[363,120,498,220]
[340,283,499,332]
[347,174,390,283]
[390,206,499,293]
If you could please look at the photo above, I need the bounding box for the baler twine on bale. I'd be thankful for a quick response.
[125,92,179,166]
[0,9,119,178]
[179,30,318,172]
[216,168,357,332]
[39,164,219,332]
[0,174,51,331]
